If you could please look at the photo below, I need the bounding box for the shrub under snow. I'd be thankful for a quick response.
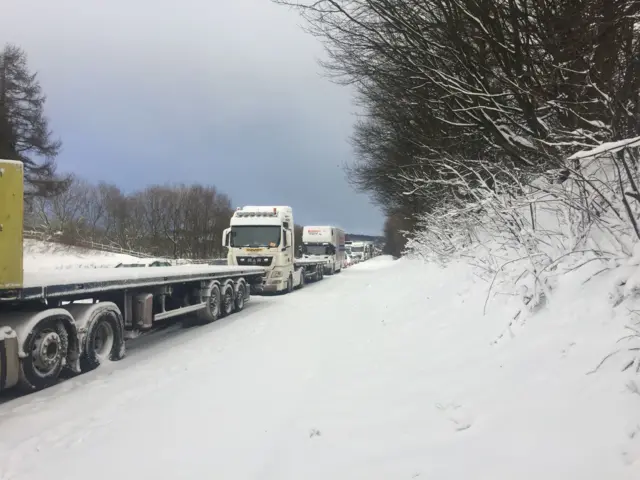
[405,138,640,372]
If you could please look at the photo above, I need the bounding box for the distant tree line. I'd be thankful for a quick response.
[345,233,383,243]
[275,0,640,257]
[26,176,236,259]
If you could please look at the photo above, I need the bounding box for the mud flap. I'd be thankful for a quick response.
[0,328,20,392]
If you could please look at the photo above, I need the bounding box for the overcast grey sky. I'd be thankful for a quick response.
[1,0,383,235]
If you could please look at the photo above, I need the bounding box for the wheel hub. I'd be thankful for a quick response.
[93,321,115,359]
[32,330,62,372]
[225,290,233,311]
[237,287,245,306]
[209,292,218,310]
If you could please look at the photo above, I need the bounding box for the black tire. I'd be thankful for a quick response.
[18,317,68,392]
[286,275,294,294]
[298,270,305,289]
[235,282,246,311]
[197,283,221,324]
[220,283,235,318]
[80,307,124,372]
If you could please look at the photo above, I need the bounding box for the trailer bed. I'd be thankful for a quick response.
[0,265,266,302]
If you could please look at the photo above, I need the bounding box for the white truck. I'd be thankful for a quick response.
[350,241,376,262]
[301,225,346,274]
[0,160,267,394]
[349,241,366,262]
[222,206,327,293]
[364,241,375,260]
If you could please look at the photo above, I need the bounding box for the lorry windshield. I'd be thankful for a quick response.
[305,245,329,256]
[352,246,364,252]
[231,226,281,247]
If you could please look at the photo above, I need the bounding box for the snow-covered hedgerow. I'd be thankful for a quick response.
[405,138,640,370]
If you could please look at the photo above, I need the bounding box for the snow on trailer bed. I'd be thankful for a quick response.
[0,265,266,302]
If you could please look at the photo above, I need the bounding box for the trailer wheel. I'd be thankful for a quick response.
[220,283,235,317]
[235,282,246,311]
[18,317,68,392]
[197,283,221,324]
[80,307,123,372]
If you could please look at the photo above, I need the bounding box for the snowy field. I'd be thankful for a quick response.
[2,254,640,479]
[23,239,140,272]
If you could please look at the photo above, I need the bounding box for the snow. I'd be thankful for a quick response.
[23,239,141,273]
[1,256,640,479]
[21,263,264,290]
[1,239,261,294]
[568,136,640,160]
[0,159,23,166]
[0,326,17,342]
[15,239,260,290]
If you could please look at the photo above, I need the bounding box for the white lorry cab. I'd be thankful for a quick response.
[345,240,353,254]
[364,241,375,260]
[301,226,346,274]
[349,241,366,262]
[222,206,326,294]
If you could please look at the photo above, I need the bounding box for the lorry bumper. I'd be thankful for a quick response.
[254,277,287,293]
[260,283,282,293]
[0,327,20,392]
[250,281,282,294]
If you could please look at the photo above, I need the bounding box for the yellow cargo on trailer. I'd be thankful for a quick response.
[0,159,24,290]
[0,159,23,391]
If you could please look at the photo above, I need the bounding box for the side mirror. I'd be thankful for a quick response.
[282,230,292,251]
[222,228,230,247]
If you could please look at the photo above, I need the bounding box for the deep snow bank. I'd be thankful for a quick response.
[0,256,639,479]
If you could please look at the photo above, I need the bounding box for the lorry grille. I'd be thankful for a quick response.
[237,256,273,266]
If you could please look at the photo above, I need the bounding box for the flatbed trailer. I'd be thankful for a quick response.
[0,264,264,303]
[0,160,267,394]
[245,258,327,294]
[294,258,327,282]
[0,264,266,395]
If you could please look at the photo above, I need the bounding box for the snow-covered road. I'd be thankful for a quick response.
[1,256,640,479]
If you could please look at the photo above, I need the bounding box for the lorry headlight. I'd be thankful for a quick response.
[271,270,283,278]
